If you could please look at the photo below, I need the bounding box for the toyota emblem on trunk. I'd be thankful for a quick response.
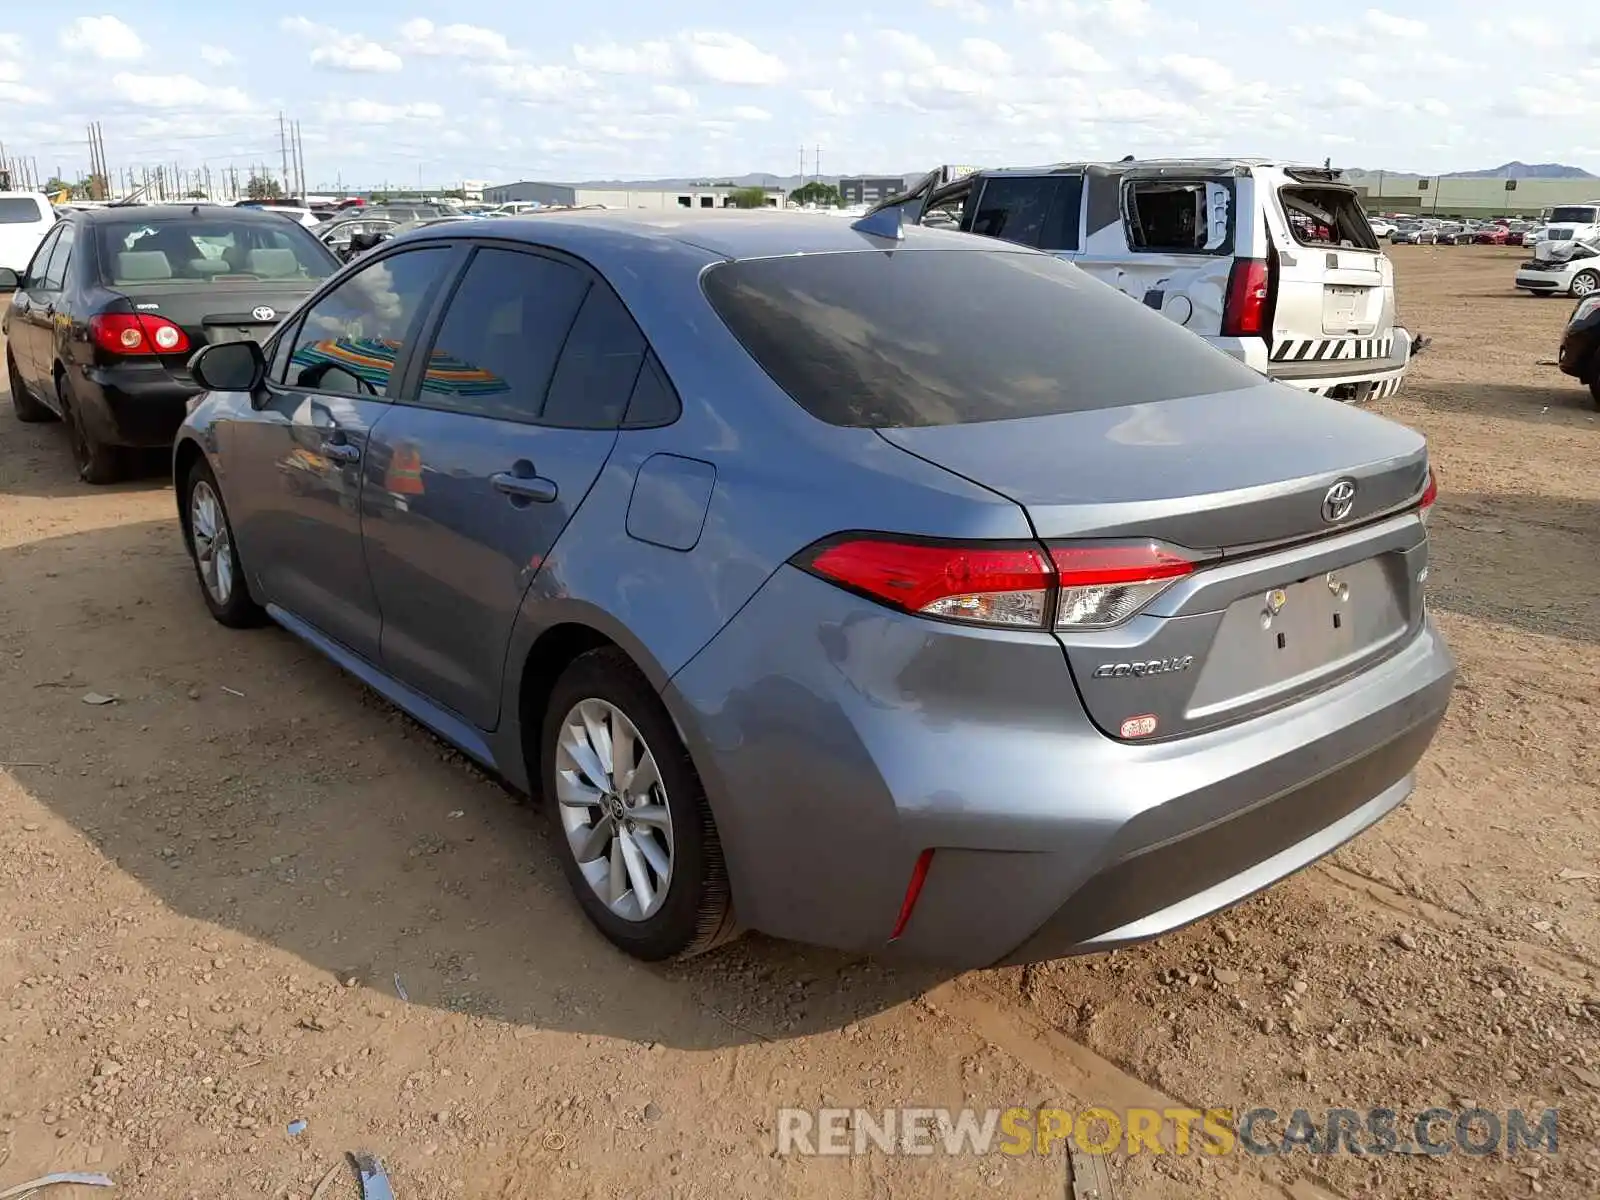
[1321,479,1357,523]
[251,306,277,322]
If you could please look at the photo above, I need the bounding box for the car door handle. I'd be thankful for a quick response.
[490,470,557,504]
[323,441,361,463]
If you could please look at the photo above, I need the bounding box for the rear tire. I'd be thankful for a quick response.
[6,350,53,422]
[183,457,265,628]
[1588,377,1600,411]
[58,374,122,485]
[541,647,738,961]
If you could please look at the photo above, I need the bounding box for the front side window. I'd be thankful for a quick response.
[415,246,588,422]
[969,177,1057,247]
[41,224,75,290]
[282,247,451,397]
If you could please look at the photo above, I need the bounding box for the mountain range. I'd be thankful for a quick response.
[564,161,1595,190]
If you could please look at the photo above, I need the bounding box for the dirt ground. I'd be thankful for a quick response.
[1,245,1596,1200]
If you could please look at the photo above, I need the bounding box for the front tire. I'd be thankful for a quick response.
[58,374,122,484]
[7,350,54,422]
[1588,376,1600,411]
[541,647,737,961]
[1571,270,1600,298]
[184,458,265,627]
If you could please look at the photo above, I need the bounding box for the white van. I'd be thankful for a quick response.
[0,192,56,274]
[876,159,1413,403]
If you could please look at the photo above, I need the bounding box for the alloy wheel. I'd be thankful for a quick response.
[190,480,235,606]
[1573,273,1598,297]
[554,698,674,922]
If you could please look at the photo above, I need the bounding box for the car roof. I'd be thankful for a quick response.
[75,204,308,224]
[398,209,1024,262]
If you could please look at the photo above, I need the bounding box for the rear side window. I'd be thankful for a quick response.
[1279,187,1379,250]
[541,283,647,429]
[968,176,1081,249]
[0,197,45,223]
[417,246,589,422]
[702,249,1264,428]
[1125,180,1233,254]
[41,225,74,290]
[622,352,681,428]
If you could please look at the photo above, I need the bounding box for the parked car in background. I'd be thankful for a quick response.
[1474,225,1511,245]
[1522,226,1546,247]
[170,211,1453,967]
[490,201,544,216]
[875,159,1413,403]
[1368,217,1396,238]
[1,204,339,482]
[1557,292,1600,408]
[1514,237,1600,298]
[0,191,58,273]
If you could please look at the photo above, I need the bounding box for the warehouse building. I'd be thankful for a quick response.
[1354,174,1600,220]
[483,180,785,209]
[838,177,911,206]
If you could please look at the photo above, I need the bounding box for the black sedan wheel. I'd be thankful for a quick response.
[57,375,122,485]
[6,350,54,423]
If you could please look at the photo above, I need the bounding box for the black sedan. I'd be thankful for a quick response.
[1,204,338,482]
[1557,295,1600,409]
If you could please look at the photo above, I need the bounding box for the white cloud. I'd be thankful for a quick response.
[1045,32,1112,72]
[487,63,593,100]
[730,104,772,121]
[574,39,676,76]
[329,98,445,124]
[111,72,250,111]
[279,16,330,38]
[1159,54,1234,94]
[0,33,22,57]
[878,30,940,68]
[652,84,695,109]
[60,15,144,61]
[1364,9,1426,38]
[199,45,235,66]
[1102,0,1151,33]
[962,38,1012,72]
[802,88,851,115]
[310,40,403,73]
[680,32,786,84]
[1332,78,1381,107]
[1419,97,1450,116]
[0,76,47,107]
[930,0,990,21]
[396,19,514,59]
[1288,24,1361,48]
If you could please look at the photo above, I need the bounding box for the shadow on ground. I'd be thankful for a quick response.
[0,515,948,1053]
[1408,379,1597,424]
[0,382,171,498]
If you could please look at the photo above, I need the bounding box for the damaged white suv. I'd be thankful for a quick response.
[875,160,1414,403]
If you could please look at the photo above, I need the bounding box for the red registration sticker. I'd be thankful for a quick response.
[1120,714,1159,739]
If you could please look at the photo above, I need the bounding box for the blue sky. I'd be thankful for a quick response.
[0,2,1590,190]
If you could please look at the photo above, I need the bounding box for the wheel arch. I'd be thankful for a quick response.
[172,436,208,546]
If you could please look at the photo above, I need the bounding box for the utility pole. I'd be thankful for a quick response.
[293,121,306,200]
[279,112,290,195]
[815,145,822,181]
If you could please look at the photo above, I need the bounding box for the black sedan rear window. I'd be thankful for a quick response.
[702,249,1264,428]
[95,217,337,286]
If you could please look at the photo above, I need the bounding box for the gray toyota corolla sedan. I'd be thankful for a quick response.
[171,211,1455,967]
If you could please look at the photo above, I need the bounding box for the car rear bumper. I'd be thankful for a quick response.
[73,362,200,447]
[666,565,1456,969]
[1223,329,1411,402]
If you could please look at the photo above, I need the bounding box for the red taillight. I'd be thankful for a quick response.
[89,313,191,357]
[1221,258,1270,338]
[1418,467,1437,522]
[804,537,1054,628]
[796,536,1202,631]
[888,848,934,942]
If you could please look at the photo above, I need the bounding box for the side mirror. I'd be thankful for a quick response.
[190,339,266,394]
[0,267,20,291]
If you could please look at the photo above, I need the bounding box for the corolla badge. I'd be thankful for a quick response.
[1321,478,1357,524]
[251,305,277,322]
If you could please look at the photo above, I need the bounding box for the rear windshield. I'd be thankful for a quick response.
[0,197,45,224]
[95,216,337,286]
[1279,187,1379,250]
[1548,206,1599,224]
[702,249,1265,428]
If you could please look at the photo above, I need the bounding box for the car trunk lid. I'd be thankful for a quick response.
[879,383,1432,740]
[106,280,314,370]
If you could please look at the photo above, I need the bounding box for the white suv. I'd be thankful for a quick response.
[876,160,1413,403]
[0,191,56,274]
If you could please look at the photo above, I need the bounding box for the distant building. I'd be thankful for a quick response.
[838,177,909,206]
[483,181,785,209]
[1354,174,1600,219]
